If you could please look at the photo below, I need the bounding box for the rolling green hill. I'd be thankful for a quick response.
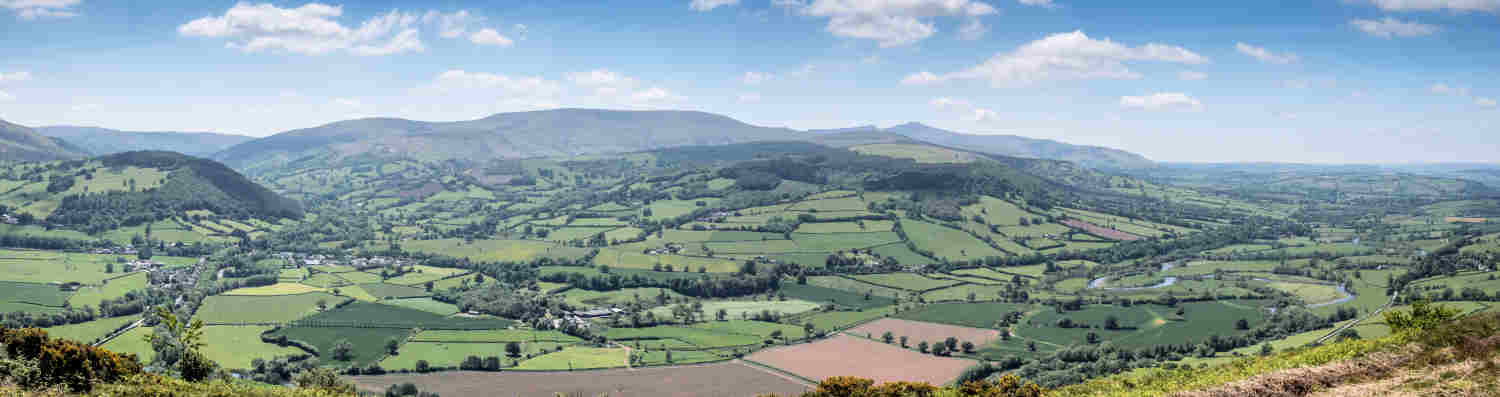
[35,126,252,157]
[0,118,89,162]
[0,151,301,237]
[810,122,1154,170]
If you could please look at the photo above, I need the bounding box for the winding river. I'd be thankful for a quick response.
[1084,262,1356,309]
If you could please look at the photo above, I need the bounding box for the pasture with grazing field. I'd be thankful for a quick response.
[224,282,326,296]
[894,302,1036,329]
[514,346,628,370]
[899,219,1004,260]
[778,282,895,309]
[195,292,347,324]
[410,329,583,343]
[43,315,138,344]
[294,301,515,329]
[647,299,823,323]
[199,326,304,369]
[850,273,961,291]
[381,341,565,370]
[266,325,412,367]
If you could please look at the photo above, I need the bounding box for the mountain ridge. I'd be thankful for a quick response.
[35,126,253,157]
[0,118,89,161]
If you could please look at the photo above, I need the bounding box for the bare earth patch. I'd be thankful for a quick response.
[849,318,1000,347]
[350,361,809,397]
[746,334,976,386]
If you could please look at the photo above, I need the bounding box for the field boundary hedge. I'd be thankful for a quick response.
[834,274,956,294]
[740,358,819,385]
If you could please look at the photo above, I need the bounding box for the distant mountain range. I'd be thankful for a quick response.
[210,109,1155,172]
[0,118,89,161]
[212,108,807,172]
[868,122,1153,170]
[36,126,252,157]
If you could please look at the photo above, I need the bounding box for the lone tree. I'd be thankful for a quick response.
[505,342,522,357]
[961,341,975,353]
[882,331,894,344]
[385,337,400,355]
[1104,315,1120,330]
[900,336,909,347]
[1086,332,1100,344]
[332,339,354,361]
[944,337,958,352]
[932,342,949,356]
[918,341,930,353]
[1235,318,1250,330]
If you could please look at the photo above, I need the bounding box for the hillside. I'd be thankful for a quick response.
[212,108,805,174]
[0,118,89,162]
[880,122,1154,170]
[0,151,301,239]
[36,126,252,157]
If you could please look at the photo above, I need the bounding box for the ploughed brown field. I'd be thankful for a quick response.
[849,318,1000,347]
[1446,217,1487,223]
[349,361,810,397]
[1061,219,1143,241]
[745,334,975,386]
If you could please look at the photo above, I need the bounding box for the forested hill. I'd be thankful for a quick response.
[36,126,252,157]
[0,118,89,162]
[211,108,805,173]
[39,151,303,234]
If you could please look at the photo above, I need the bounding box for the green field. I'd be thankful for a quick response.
[357,283,429,299]
[870,243,933,266]
[921,284,1016,302]
[298,273,351,288]
[805,276,908,300]
[266,326,412,366]
[778,282,895,309]
[797,306,896,332]
[900,219,1004,261]
[0,280,71,309]
[196,292,347,324]
[602,326,762,348]
[513,346,627,370]
[382,341,566,370]
[795,221,896,233]
[410,329,583,343]
[955,265,1045,280]
[894,302,1036,329]
[224,283,327,296]
[593,249,741,273]
[790,232,903,252]
[646,299,823,323]
[399,239,558,262]
[43,315,137,344]
[850,144,979,164]
[200,326,304,369]
[560,287,687,307]
[850,273,961,291]
[100,326,155,363]
[293,301,514,329]
[68,272,147,309]
[963,196,1040,227]
[1267,282,1346,304]
[383,297,460,315]
[1018,301,1265,349]
[689,320,808,340]
[0,249,196,285]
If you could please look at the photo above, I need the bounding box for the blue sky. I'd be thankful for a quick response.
[0,0,1497,163]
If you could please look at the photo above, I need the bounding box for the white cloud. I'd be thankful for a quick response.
[1235,42,1298,64]
[903,31,1207,87]
[178,3,429,56]
[0,90,13,101]
[1119,92,1202,111]
[429,69,561,97]
[0,71,32,82]
[333,97,362,107]
[958,19,988,40]
[469,28,513,46]
[742,71,773,85]
[1352,0,1500,12]
[1477,97,1497,107]
[1350,17,1438,38]
[690,0,740,11]
[568,68,683,107]
[1178,70,1207,80]
[1018,0,1055,7]
[422,10,476,38]
[0,0,80,19]
[1430,83,1469,96]
[930,97,1001,122]
[783,0,997,47]
[738,92,762,103]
